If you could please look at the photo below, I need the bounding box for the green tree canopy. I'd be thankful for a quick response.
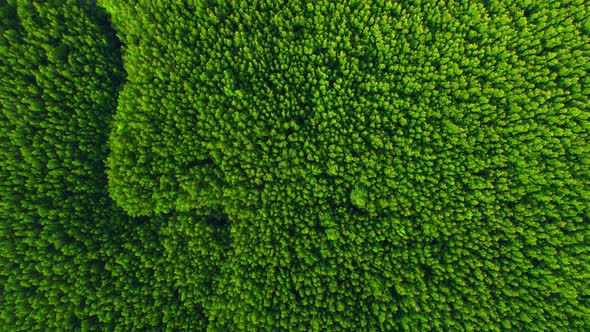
[102,0,589,330]
[0,1,226,330]
[1,0,588,330]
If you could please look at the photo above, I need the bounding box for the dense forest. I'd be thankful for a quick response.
[1,0,588,330]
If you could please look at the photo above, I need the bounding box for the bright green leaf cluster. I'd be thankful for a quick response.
[350,185,369,209]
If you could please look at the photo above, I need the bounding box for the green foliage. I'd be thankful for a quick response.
[2,0,590,331]
[102,0,590,330]
[350,185,369,209]
[0,1,125,327]
[0,1,222,330]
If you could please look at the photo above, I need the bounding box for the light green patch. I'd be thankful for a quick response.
[350,185,369,209]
